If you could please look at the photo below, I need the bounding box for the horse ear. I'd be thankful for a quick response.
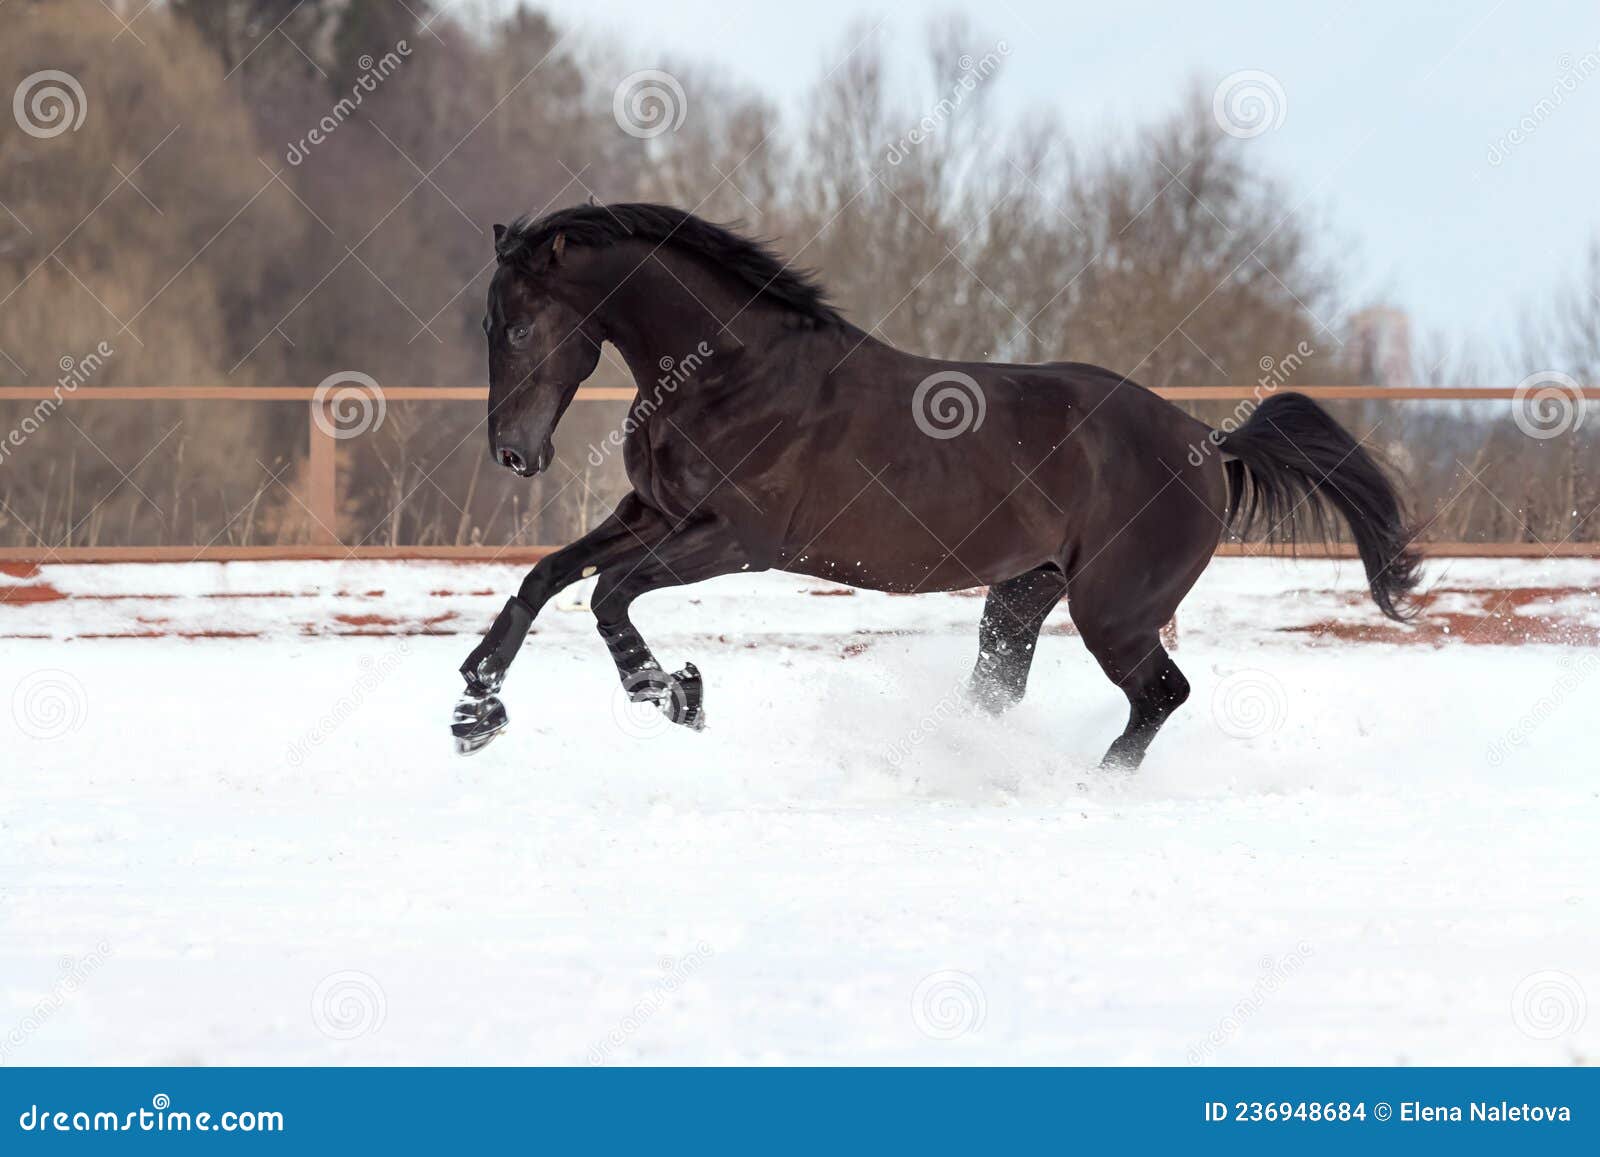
[551,232,566,263]
[493,223,507,244]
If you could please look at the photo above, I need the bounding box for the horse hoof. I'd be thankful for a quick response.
[665,663,705,730]
[966,677,1021,715]
[452,692,509,756]
[624,664,706,731]
[1097,749,1142,774]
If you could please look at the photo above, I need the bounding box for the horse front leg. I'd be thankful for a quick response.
[452,495,671,754]
[590,518,753,734]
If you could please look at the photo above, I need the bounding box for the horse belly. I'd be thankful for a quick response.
[775,480,1059,593]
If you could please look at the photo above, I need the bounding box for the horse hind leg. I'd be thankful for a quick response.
[1080,629,1190,769]
[968,566,1067,713]
[1066,540,1209,770]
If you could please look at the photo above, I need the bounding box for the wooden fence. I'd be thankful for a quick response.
[0,384,1595,564]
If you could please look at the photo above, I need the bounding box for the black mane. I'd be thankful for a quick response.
[497,202,844,328]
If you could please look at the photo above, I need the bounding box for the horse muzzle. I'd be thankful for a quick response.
[495,436,554,477]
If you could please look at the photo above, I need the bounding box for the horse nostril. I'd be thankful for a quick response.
[499,447,527,473]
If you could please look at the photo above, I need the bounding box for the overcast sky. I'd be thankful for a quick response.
[529,0,1600,363]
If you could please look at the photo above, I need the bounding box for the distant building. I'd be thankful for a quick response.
[1349,307,1413,387]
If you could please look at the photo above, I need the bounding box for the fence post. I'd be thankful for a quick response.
[307,399,339,545]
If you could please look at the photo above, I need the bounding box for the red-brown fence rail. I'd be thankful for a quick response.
[0,384,1595,563]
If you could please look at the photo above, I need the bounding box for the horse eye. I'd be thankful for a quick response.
[508,324,531,346]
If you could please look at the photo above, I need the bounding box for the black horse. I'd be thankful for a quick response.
[452,202,1421,768]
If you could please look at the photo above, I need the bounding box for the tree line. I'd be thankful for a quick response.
[0,0,1593,550]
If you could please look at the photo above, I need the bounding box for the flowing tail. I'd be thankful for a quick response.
[1210,392,1423,621]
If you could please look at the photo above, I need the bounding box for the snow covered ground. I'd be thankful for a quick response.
[2,558,1597,1065]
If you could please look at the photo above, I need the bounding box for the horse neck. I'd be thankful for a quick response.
[585,246,774,390]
